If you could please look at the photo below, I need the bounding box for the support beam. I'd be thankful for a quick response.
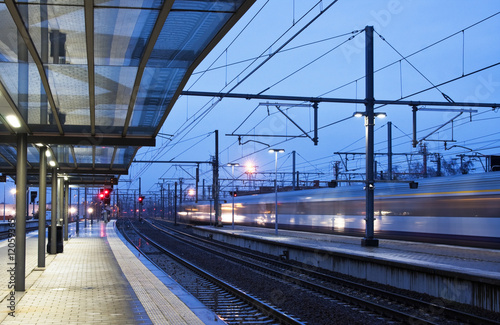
[38,146,47,268]
[362,26,378,247]
[15,133,27,291]
[84,0,95,135]
[181,91,499,108]
[0,135,156,147]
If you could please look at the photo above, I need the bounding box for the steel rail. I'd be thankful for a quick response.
[122,220,304,325]
[149,219,499,325]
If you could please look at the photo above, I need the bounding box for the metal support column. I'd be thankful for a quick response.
[38,146,47,268]
[63,181,69,240]
[174,181,178,226]
[195,165,199,203]
[138,177,142,221]
[214,130,220,226]
[50,169,57,253]
[76,188,79,233]
[84,187,87,228]
[313,102,319,145]
[161,183,164,218]
[388,121,393,181]
[57,177,63,228]
[362,26,379,247]
[292,150,296,190]
[15,133,27,291]
[412,106,418,148]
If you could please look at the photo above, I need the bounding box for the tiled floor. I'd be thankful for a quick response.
[0,222,151,324]
[0,220,221,324]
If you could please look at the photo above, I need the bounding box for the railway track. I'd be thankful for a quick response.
[145,218,500,325]
[119,219,304,325]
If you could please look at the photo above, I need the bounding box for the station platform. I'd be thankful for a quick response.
[192,225,500,312]
[0,221,221,324]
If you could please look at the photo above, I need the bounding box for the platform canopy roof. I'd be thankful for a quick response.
[0,0,254,185]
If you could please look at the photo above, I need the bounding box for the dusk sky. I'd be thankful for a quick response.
[4,0,500,204]
[121,0,500,197]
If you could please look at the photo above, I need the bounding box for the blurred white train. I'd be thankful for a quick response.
[179,172,500,248]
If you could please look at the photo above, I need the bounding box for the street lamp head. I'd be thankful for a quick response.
[227,163,240,166]
[268,149,285,153]
[353,111,386,118]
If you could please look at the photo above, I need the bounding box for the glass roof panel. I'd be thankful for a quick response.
[0,146,17,167]
[0,62,58,132]
[113,147,136,166]
[0,4,21,63]
[51,145,74,165]
[95,7,158,66]
[128,66,186,134]
[146,10,232,68]
[46,64,90,126]
[95,65,137,128]
[21,4,87,65]
[172,0,243,11]
[95,0,163,9]
[73,146,93,164]
[127,8,234,135]
[27,146,40,164]
[95,147,114,165]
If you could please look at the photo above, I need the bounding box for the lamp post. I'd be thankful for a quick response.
[353,110,386,247]
[227,163,239,230]
[268,149,284,235]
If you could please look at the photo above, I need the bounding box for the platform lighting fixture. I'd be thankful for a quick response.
[5,115,21,128]
[268,149,285,235]
[353,111,387,118]
[45,150,51,157]
[48,160,56,167]
[227,163,240,230]
[35,143,44,147]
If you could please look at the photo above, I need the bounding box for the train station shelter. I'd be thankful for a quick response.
[0,0,255,291]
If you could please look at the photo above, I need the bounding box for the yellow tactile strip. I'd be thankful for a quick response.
[106,222,205,325]
[0,226,144,325]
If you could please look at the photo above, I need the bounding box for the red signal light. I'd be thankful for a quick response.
[99,193,105,199]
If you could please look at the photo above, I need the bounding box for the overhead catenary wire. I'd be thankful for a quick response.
[132,6,500,186]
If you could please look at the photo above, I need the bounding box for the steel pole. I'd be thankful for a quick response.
[15,133,27,291]
[388,121,393,181]
[38,146,47,268]
[232,165,235,230]
[50,169,57,253]
[63,182,69,241]
[274,151,278,235]
[362,26,379,247]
